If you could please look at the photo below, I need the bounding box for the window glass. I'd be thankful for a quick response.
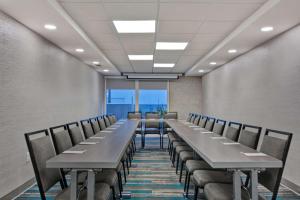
[106,89,135,119]
[139,89,168,117]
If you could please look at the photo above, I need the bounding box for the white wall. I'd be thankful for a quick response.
[201,25,300,186]
[169,77,203,119]
[0,11,105,197]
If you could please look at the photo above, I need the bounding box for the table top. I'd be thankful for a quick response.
[47,120,138,169]
[166,119,282,169]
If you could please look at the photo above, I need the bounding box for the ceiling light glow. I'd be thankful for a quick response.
[103,69,109,72]
[113,20,156,33]
[44,24,57,30]
[156,42,188,50]
[209,62,217,65]
[261,26,274,32]
[128,55,153,60]
[228,49,237,54]
[199,69,205,73]
[75,48,84,53]
[153,63,175,68]
[93,61,100,65]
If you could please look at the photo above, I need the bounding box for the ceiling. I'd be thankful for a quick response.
[0,0,299,76]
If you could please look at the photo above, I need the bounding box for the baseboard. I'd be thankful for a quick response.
[281,178,300,195]
[1,178,35,200]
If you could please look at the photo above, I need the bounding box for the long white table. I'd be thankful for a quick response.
[165,119,282,200]
[47,119,139,200]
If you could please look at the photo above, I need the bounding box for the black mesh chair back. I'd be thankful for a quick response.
[104,115,111,127]
[25,129,65,200]
[225,122,242,142]
[80,119,94,139]
[198,116,208,128]
[49,124,73,154]
[258,129,293,200]
[212,119,226,135]
[239,124,262,149]
[66,122,84,145]
[97,116,107,130]
[90,117,101,134]
[193,114,201,125]
[204,117,215,131]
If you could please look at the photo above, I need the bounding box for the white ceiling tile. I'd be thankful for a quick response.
[61,2,109,21]
[172,55,200,72]
[198,20,241,34]
[119,34,155,51]
[183,49,208,56]
[103,3,158,20]
[159,3,210,20]
[158,21,203,34]
[156,34,194,42]
[131,61,154,72]
[153,67,173,73]
[188,34,224,50]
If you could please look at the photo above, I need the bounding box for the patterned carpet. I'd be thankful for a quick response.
[16,136,300,200]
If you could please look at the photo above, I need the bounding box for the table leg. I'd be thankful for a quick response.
[233,170,241,200]
[250,169,259,200]
[87,170,95,200]
[70,170,78,200]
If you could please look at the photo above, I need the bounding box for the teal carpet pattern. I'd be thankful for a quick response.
[16,136,299,199]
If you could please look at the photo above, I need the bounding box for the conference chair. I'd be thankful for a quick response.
[128,112,142,148]
[80,119,94,139]
[203,129,293,200]
[204,117,216,131]
[190,114,196,124]
[184,121,240,195]
[97,116,107,130]
[186,113,193,122]
[162,112,177,148]
[108,115,116,124]
[198,116,208,127]
[224,121,243,141]
[103,115,111,127]
[24,129,112,200]
[90,117,101,134]
[191,124,262,199]
[193,114,201,125]
[66,122,84,145]
[144,112,162,148]
[212,119,226,135]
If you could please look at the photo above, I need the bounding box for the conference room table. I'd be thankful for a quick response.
[165,119,282,200]
[47,119,139,200]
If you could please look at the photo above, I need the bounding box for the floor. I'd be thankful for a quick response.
[16,136,300,200]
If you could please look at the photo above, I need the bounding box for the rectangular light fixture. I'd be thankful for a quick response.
[154,63,175,68]
[128,55,153,60]
[113,20,156,33]
[156,42,188,50]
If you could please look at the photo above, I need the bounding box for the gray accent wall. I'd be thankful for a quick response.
[0,11,105,197]
[169,77,202,120]
[201,25,300,186]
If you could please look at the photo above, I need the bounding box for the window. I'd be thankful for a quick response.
[106,79,135,119]
[139,89,168,117]
[106,89,135,119]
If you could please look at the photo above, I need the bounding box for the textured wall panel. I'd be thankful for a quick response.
[202,25,300,186]
[0,11,104,197]
[169,77,202,119]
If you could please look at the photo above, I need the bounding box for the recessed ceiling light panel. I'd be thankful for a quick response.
[153,63,175,68]
[44,24,57,30]
[113,20,156,33]
[228,49,237,54]
[156,42,188,50]
[128,55,153,60]
[75,48,84,53]
[261,26,274,32]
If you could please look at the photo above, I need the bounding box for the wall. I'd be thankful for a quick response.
[169,77,202,120]
[0,11,105,197]
[201,25,300,186]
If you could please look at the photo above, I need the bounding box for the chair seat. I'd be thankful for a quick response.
[144,128,160,134]
[186,160,211,173]
[192,170,233,188]
[96,169,118,186]
[173,141,186,148]
[204,183,265,200]
[179,151,194,161]
[176,145,192,154]
[55,182,111,200]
